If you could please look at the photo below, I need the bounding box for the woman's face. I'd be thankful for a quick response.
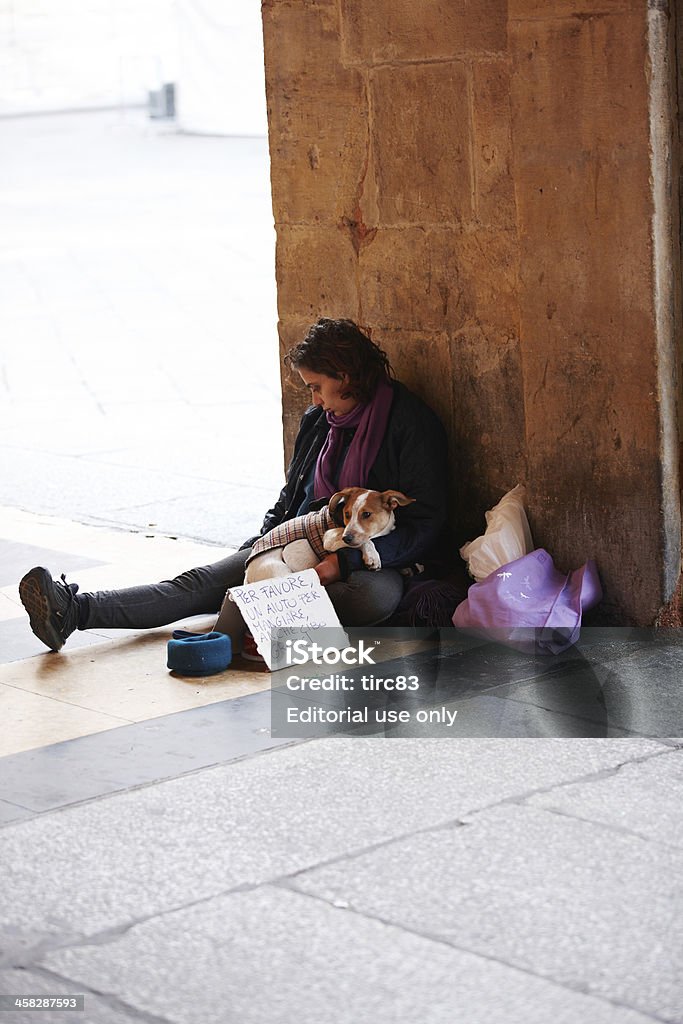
[298,369,359,416]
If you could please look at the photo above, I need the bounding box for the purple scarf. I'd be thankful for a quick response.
[314,376,394,499]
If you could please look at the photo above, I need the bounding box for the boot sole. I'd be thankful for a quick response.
[19,569,64,652]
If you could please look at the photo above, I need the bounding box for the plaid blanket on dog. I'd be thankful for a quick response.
[246,506,334,566]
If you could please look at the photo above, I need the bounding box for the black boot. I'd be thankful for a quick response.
[19,567,81,652]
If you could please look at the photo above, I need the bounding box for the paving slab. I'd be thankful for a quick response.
[0,681,129,757]
[528,748,683,847]
[0,624,268,735]
[402,692,633,737]
[0,801,35,826]
[104,486,275,549]
[0,691,292,815]
[38,886,658,1024]
[290,800,683,1022]
[0,541,105,590]
[0,738,665,957]
[0,970,139,1024]
[0,617,115,663]
[493,637,683,737]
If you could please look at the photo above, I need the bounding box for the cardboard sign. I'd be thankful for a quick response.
[228,569,347,670]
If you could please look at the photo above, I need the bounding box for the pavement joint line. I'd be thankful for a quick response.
[2,733,672,832]
[430,646,665,700]
[466,658,631,692]
[65,349,106,416]
[46,512,230,547]
[2,866,675,1024]
[0,735,307,826]
[506,742,683,798]
[2,720,671,823]
[506,798,683,852]
[0,678,134,723]
[271,817,474,891]
[263,746,683,886]
[0,796,34,813]
[78,507,237,540]
[266,883,671,1022]
[2,875,278,971]
[479,744,683,814]
[465,690,645,736]
[1,930,87,973]
[19,964,174,1024]
[159,364,192,404]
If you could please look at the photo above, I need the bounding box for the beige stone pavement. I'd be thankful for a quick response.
[0,505,271,757]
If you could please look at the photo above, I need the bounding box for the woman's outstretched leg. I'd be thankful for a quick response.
[326,568,404,626]
[19,549,251,651]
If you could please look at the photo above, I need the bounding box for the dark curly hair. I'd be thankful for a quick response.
[284,318,394,404]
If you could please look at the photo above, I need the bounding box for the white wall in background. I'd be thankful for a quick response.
[175,1,267,136]
[0,0,268,136]
[0,0,179,115]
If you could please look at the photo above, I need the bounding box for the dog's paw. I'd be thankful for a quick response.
[323,527,345,553]
[362,549,382,571]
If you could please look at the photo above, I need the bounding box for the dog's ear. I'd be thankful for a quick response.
[307,497,329,513]
[382,490,416,511]
[328,489,353,525]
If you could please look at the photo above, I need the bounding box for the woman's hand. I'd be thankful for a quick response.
[314,553,341,586]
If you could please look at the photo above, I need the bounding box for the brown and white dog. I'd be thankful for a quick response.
[322,487,415,570]
[244,487,415,583]
[244,536,320,582]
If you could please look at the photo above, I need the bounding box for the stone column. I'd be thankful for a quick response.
[262,0,682,624]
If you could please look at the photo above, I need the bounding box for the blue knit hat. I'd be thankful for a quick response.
[167,630,232,676]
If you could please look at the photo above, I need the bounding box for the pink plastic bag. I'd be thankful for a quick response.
[452,548,602,654]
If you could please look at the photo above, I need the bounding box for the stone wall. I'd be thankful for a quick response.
[262,0,682,624]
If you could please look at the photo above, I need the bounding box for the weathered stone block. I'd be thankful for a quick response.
[511,12,656,432]
[379,329,455,442]
[263,2,368,225]
[449,327,527,539]
[370,63,473,225]
[454,229,519,336]
[509,0,639,20]
[511,13,651,151]
[510,12,662,621]
[359,228,465,334]
[358,226,519,336]
[472,59,516,229]
[341,0,507,63]
[275,225,359,324]
[524,461,664,624]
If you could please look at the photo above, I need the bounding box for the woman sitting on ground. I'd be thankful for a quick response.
[19,318,449,653]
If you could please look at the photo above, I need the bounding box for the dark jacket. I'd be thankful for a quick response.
[242,381,449,577]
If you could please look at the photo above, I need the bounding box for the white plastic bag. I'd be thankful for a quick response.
[460,484,534,582]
